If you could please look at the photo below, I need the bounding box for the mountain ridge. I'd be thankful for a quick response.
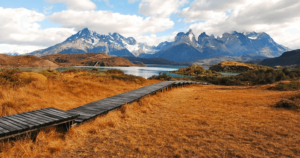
[30,28,289,63]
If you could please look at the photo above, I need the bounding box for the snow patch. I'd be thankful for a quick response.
[189,33,194,42]
[248,36,257,40]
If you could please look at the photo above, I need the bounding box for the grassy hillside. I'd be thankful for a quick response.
[0,69,158,116]
[209,61,273,73]
[172,64,222,77]
[0,54,58,68]
[42,53,138,67]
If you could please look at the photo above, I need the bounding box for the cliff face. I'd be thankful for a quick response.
[41,53,137,67]
[0,54,58,68]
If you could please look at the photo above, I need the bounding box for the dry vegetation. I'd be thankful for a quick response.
[0,69,158,116]
[0,71,299,157]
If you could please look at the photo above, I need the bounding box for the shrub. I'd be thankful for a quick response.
[111,74,146,83]
[62,68,79,73]
[0,69,35,88]
[271,81,300,91]
[39,69,60,76]
[106,69,124,75]
[275,99,299,110]
[149,72,173,81]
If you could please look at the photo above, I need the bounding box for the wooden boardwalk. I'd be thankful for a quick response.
[67,81,200,123]
[0,108,79,141]
[0,80,205,140]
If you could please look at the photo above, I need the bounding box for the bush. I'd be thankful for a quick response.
[148,72,173,81]
[111,74,146,83]
[271,81,300,91]
[62,68,79,73]
[0,69,35,88]
[106,69,124,75]
[275,99,299,110]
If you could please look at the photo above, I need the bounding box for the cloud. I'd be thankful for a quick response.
[128,0,139,3]
[180,0,300,49]
[135,32,177,46]
[43,6,53,15]
[47,0,97,10]
[0,7,75,48]
[0,44,45,54]
[139,0,189,17]
[49,10,174,37]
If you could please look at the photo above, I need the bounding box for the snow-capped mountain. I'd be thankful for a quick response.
[30,28,156,57]
[30,28,289,63]
[145,30,289,62]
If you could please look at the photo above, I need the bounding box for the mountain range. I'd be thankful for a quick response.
[30,28,289,62]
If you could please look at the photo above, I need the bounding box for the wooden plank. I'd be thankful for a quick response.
[46,108,79,118]
[3,116,35,129]
[0,117,29,131]
[0,119,22,133]
[29,111,60,122]
[10,115,40,128]
[17,113,48,125]
[39,109,70,119]
[19,113,53,124]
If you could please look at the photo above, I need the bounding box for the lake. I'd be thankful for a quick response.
[12,64,239,79]
[73,64,189,79]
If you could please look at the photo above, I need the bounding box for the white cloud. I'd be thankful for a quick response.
[180,0,300,49]
[139,0,189,17]
[49,10,174,37]
[43,6,53,15]
[0,44,45,54]
[0,7,76,52]
[47,0,96,10]
[135,32,177,46]
[128,0,139,3]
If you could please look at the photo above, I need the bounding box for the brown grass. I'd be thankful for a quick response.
[0,75,300,157]
[0,71,158,116]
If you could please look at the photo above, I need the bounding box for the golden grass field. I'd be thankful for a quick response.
[0,71,299,157]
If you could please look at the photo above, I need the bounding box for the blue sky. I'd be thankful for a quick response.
[0,0,299,54]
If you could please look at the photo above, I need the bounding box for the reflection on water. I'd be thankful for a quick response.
[75,64,188,79]
[5,64,239,79]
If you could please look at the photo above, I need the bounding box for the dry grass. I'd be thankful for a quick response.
[0,71,158,116]
[0,81,300,157]
[220,61,253,68]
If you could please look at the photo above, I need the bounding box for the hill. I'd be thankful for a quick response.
[0,54,58,68]
[209,61,273,73]
[41,53,138,67]
[260,49,300,67]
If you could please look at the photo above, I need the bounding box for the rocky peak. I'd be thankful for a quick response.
[199,32,209,38]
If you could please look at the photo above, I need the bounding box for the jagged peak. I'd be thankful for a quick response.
[186,29,194,35]
[199,32,209,38]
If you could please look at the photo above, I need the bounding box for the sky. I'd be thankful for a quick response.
[0,0,300,54]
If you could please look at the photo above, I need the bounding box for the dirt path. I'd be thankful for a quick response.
[54,85,299,157]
